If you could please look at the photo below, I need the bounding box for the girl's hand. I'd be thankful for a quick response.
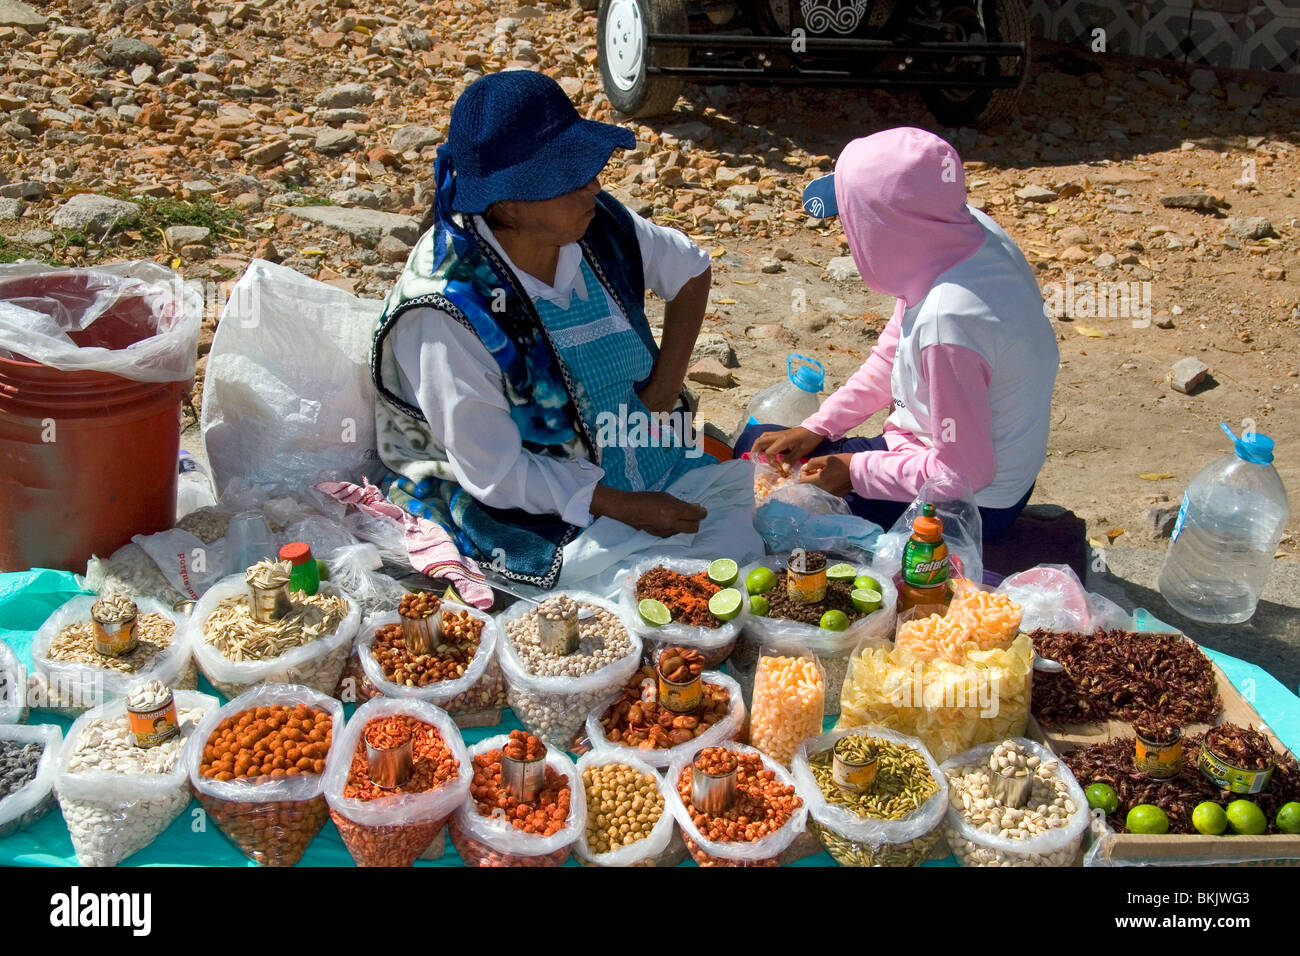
[750,426,823,475]
[798,454,855,497]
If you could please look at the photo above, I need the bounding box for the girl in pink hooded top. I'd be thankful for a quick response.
[737,128,1058,539]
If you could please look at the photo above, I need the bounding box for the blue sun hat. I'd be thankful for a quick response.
[443,71,635,213]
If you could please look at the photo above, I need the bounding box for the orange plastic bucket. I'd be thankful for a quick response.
[0,272,189,573]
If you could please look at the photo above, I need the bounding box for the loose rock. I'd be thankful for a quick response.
[1171,357,1210,395]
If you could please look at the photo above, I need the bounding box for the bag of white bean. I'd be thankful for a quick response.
[53,689,218,867]
[792,726,949,867]
[497,592,642,750]
[618,557,747,668]
[573,751,679,867]
[663,742,808,866]
[584,670,747,770]
[188,574,360,698]
[731,556,896,716]
[0,723,62,838]
[356,604,505,728]
[450,733,586,867]
[30,595,196,716]
[940,738,1090,867]
[322,696,473,867]
[0,639,28,724]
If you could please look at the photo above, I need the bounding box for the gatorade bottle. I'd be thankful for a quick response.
[898,504,952,613]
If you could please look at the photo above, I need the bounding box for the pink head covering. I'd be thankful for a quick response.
[833,127,985,308]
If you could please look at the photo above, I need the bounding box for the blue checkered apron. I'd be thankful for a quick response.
[534,260,702,492]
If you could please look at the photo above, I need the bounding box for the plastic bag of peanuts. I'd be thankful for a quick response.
[619,556,748,668]
[29,594,196,716]
[322,697,472,867]
[0,639,28,724]
[939,738,1090,867]
[663,743,808,867]
[356,603,506,728]
[449,732,587,867]
[0,723,63,838]
[187,684,343,867]
[731,557,897,716]
[573,751,681,867]
[497,592,642,750]
[188,574,360,699]
[54,690,218,866]
[792,727,949,867]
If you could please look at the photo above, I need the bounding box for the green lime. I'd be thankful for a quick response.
[708,588,744,622]
[707,558,739,588]
[745,567,778,595]
[749,594,769,617]
[853,574,881,593]
[1226,799,1267,836]
[638,598,672,627]
[819,609,850,632]
[1275,802,1300,834]
[1125,804,1170,835]
[827,563,858,583]
[1192,802,1228,836]
[1085,783,1119,815]
[850,588,882,614]
[315,558,330,581]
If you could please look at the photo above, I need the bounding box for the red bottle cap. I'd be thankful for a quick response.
[279,541,312,565]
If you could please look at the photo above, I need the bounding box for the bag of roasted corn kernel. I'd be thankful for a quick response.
[792,726,948,867]
[186,683,342,867]
[836,633,1033,764]
[356,604,504,727]
[573,751,679,867]
[584,669,746,771]
[322,697,472,867]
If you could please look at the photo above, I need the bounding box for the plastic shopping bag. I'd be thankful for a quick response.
[874,469,984,585]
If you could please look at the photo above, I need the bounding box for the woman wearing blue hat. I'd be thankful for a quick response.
[370,71,721,588]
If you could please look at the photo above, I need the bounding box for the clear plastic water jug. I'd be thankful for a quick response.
[1157,423,1290,624]
[742,354,825,432]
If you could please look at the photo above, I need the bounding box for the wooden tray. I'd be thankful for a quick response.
[1029,656,1300,865]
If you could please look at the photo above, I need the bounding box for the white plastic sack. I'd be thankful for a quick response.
[0,723,62,837]
[792,726,947,865]
[323,697,471,826]
[618,556,748,667]
[188,574,360,698]
[326,543,407,617]
[585,670,746,770]
[55,690,218,866]
[573,751,677,867]
[663,742,808,866]
[132,527,230,601]
[0,261,201,382]
[201,259,382,495]
[940,738,1090,867]
[31,595,195,715]
[874,469,984,585]
[0,639,28,724]
[450,733,585,865]
[997,564,1092,633]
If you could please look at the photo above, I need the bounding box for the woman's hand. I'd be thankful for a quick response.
[590,486,707,537]
[751,426,823,474]
[798,454,856,497]
[635,374,682,415]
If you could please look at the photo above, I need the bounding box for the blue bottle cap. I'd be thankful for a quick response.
[788,354,825,393]
[1221,422,1274,464]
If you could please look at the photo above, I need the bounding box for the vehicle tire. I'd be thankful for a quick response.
[922,0,1030,129]
[597,0,688,117]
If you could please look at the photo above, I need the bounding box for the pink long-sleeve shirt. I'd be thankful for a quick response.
[801,305,997,503]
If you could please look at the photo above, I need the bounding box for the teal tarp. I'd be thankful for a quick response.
[1,571,1296,867]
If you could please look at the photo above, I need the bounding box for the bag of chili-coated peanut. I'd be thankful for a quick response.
[450,734,586,867]
[583,670,746,770]
[619,557,749,668]
[186,683,343,867]
[322,697,472,867]
[573,751,680,867]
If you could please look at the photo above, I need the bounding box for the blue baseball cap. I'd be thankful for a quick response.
[446,71,635,214]
[802,173,838,218]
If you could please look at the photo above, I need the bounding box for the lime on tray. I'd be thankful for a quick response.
[1226,799,1267,836]
[749,594,769,617]
[1275,802,1300,834]
[819,609,850,632]
[850,588,882,614]
[745,566,778,595]
[826,563,858,583]
[707,558,739,588]
[638,599,672,627]
[854,574,880,593]
[708,588,744,622]
[1085,783,1119,815]
[1126,804,1170,835]
[1192,801,1228,836]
